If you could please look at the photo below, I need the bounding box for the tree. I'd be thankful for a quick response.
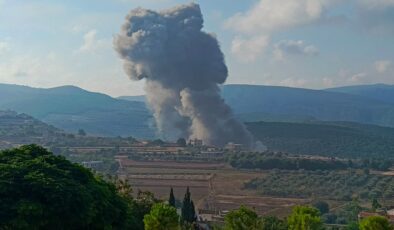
[0,145,133,229]
[261,216,287,230]
[133,190,160,230]
[371,198,382,211]
[313,201,329,214]
[359,216,394,230]
[144,203,180,230]
[346,222,360,230]
[181,187,196,223]
[78,129,86,136]
[176,138,187,147]
[149,139,165,146]
[287,206,324,230]
[169,187,176,207]
[224,206,263,230]
[344,199,363,223]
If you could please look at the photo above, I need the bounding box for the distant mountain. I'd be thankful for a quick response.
[118,95,146,103]
[0,84,155,138]
[3,83,394,137]
[326,84,394,105]
[221,84,394,127]
[246,120,394,158]
[119,84,394,127]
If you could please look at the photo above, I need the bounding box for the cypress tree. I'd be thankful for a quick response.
[169,187,176,207]
[190,200,196,222]
[181,187,196,223]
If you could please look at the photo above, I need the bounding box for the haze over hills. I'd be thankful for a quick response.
[326,84,394,105]
[120,84,394,126]
[2,83,394,138]
[221,84,394,126]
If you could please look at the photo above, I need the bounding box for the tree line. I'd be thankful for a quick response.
[227,152,392,171]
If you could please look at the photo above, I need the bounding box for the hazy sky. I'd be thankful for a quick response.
[0,0,393,97]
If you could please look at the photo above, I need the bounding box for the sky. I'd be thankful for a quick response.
[0,0,393,97]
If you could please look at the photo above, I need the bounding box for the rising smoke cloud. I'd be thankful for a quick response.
[114,3,254,148]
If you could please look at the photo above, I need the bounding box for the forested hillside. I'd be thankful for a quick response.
[326,84,394,105]
[222,84,394,127]
[0,84,155,138]
[0,110,138,149]
[3,83,394,140]
[246,121,394,158]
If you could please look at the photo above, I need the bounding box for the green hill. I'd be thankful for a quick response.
[326,84,394,105]
[0,110,61,149]
[3,83,394,138]
[246,121,394,158]
[222,84,394,127]
[0,84,155,138]
[120,84,394,127]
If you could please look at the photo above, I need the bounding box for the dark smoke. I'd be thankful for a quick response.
[114,3,254,148]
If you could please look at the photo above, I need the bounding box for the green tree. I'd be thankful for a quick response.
[176,138,187,147]
[287,206,323,230]
[371,198,382,211]
[359,216,393,230]
[169,187,176,207]
[261,216,287,230]
[313,201,329,214]
[346,222,360,230]
[144,203,180,230]
[0,145,133,229]
[344,200,363,223]
[224,206,263,230]
[78,129,86,136]
[181,187,196,223]
[133,190,160,230]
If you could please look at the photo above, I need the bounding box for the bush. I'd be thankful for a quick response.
[0,145,134,229]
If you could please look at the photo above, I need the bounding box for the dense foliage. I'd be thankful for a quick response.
[227,152,392,171]
[227,152,349,171]
[359,216,394,230]
[222,205,322,230]
[144,203,180,230]
[246,121,394,159]
[287,206,323,230]
[0,145,134,229]
[245,170,394,200]
[223,206,263,230]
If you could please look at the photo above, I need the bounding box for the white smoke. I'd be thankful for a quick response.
[114,3,254,148]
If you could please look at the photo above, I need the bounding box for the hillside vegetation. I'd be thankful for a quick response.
[0,110,139,149]
[2,83,394,137]
[246,121,394,158]
[245,170,394,201]
[326,84,394,105]
[0,84,155,138]
[222,84,394,127]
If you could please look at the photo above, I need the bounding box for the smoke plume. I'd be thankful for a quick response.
[114,3,254,148]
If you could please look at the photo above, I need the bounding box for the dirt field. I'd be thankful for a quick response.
[118,159,307,215]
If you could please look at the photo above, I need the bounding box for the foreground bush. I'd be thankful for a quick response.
[360,216,394,230]
[0,145,134,229]
[287,206,323,230]
[144,203,180,230]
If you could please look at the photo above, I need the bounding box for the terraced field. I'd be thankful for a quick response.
[117,158,307,215]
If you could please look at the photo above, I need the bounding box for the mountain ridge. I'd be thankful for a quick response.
[2,83,394,137]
